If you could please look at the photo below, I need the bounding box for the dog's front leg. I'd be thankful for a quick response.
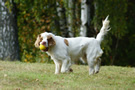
[66,59,73,72]
[53,60,61,74]
[61,60,68,73]
[61,59,73,73]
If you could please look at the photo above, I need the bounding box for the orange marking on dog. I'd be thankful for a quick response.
[64,39,69,46]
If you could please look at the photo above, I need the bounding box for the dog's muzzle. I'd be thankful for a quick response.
[41,42,49,52]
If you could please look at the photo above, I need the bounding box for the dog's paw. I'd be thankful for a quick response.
[69,68,73,72]
[61,68,73,74]
[95,70,99,74]
[55,72,60,75]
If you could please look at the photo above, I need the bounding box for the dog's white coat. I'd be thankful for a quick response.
[40,16,110,75]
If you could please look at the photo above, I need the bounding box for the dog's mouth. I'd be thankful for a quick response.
[42,47,49,52]
[40,41,49,52]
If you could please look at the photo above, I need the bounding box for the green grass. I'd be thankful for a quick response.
[0,61,135,90]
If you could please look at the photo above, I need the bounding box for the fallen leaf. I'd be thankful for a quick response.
[4,74,7,77]
[35,79,39,81]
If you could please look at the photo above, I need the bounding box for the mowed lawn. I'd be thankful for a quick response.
[0,61,135,90]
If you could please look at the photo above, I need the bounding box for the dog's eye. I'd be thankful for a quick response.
[38,37,43,46]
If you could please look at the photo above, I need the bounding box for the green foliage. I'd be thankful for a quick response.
[5,0,135,66]
[12,0,58,63]
[13,0,81,63]
[93,0,135,66]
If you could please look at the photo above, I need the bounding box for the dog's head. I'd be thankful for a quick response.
[34,32,56,51]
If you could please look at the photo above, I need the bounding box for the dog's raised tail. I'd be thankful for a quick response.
[96,15,110,44]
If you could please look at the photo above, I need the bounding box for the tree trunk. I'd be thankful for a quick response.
[80,0,90,37]
[68,0,75,37]
[0,0,20,60]
[74,1,81,37]
[56,1,68,37]
[93,1,98,33]
[63,0,75,37]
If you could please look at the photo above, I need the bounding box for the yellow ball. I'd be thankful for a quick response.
[39,44,46,50]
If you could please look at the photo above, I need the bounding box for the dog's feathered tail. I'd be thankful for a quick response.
[96,15,110,44]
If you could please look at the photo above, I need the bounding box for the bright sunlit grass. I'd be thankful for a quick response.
[0,61,135,89]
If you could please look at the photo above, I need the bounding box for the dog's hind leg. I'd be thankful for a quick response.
[88,62,95,75]
[94,58,101,74]
[87,58,96,75]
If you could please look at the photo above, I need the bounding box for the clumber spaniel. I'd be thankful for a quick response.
[34,16,110,75]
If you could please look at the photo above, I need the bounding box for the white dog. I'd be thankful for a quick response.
[34,16,110,75]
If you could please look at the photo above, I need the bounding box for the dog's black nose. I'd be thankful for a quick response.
[41,42,46,45]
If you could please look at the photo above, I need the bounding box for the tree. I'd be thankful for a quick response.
[4,0,134,66]
[67,0,75,37]
[93,0,129,65]
[58,0,81,37]
[80,0,90,37]
[0,0,20,60]
[56,0,68,37]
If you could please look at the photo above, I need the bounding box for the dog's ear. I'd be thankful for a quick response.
[34,34,43,48]
[47,35,56,47]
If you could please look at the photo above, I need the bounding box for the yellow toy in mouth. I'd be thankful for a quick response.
[39,44,46,50]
